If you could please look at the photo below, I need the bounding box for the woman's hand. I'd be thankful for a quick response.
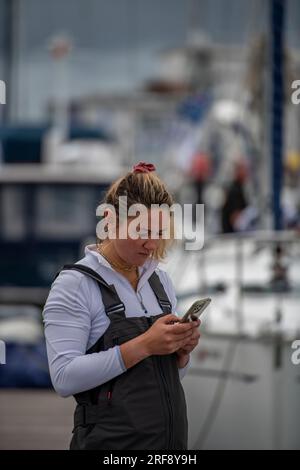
[120,314,199,370]
[141,314,194,356]
[176,319,201,368]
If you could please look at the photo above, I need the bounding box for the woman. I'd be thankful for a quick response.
[43,162,201,450]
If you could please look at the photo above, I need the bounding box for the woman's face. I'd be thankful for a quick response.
[108,208,170,266]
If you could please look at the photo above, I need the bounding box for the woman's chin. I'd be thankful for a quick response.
[123,252,151,266]
[134,253,150,265]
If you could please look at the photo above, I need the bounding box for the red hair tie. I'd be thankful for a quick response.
[132,161,156,174]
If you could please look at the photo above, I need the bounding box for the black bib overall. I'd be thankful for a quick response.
[56,264,188,450]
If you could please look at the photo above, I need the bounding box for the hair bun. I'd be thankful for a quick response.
[132,161,156,173]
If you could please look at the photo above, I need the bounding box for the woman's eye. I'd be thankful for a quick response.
[139,230,149,238]
[138,229,164,238]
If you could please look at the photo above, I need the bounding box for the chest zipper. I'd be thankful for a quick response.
[136,290,147,314]
[124,275,148,314]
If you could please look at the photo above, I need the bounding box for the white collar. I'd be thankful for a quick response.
[84,244,160,289]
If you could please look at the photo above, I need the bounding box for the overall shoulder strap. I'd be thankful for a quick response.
[148,271,173,314]
[55,264,125,317]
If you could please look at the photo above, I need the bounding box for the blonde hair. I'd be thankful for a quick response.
[97,169,176,261]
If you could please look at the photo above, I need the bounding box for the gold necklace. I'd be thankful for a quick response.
[97,244,139,288]
[97,244,137,273]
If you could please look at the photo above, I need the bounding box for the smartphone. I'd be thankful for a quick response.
[180,298,211,323]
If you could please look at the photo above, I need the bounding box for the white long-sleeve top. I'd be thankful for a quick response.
[42,244,190,397]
